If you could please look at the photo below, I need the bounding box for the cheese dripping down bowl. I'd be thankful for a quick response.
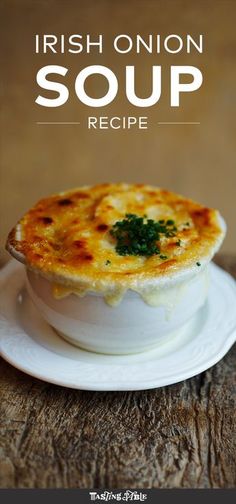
[6,183,226,355]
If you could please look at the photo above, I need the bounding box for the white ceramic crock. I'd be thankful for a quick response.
[25,266,209,354]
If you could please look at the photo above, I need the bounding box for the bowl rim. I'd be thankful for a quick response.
[6,214,226,291]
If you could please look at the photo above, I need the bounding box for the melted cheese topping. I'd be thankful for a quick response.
[7,183,225,305]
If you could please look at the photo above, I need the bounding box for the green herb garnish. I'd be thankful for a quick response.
[105,259,111,265]
[110,214,176,257]
[176,239,181,246]
[196,262,201,267]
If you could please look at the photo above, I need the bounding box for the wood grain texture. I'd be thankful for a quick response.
[0,255,235,489]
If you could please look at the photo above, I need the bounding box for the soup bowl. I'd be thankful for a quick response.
[26,265,209,354]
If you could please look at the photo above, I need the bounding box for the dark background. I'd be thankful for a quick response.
[1,0,236,260]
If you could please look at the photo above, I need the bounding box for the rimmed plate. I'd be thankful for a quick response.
[0,260,236,391]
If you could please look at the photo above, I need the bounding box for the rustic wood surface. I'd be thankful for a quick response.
[0,255,235,489]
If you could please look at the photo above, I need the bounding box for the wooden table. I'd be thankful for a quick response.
[0,255,235,489]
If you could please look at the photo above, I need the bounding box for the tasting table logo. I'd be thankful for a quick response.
[89,490,147,501]
[35,33,203,130]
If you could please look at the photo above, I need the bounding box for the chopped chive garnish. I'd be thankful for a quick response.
[160,254,168,260]
[110,214,177,257]
[105,259,111,265]
[196,262,201,266]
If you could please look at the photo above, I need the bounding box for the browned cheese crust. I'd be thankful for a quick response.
[6,183,225,289]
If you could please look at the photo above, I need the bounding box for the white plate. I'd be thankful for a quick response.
[0,260,236,391]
